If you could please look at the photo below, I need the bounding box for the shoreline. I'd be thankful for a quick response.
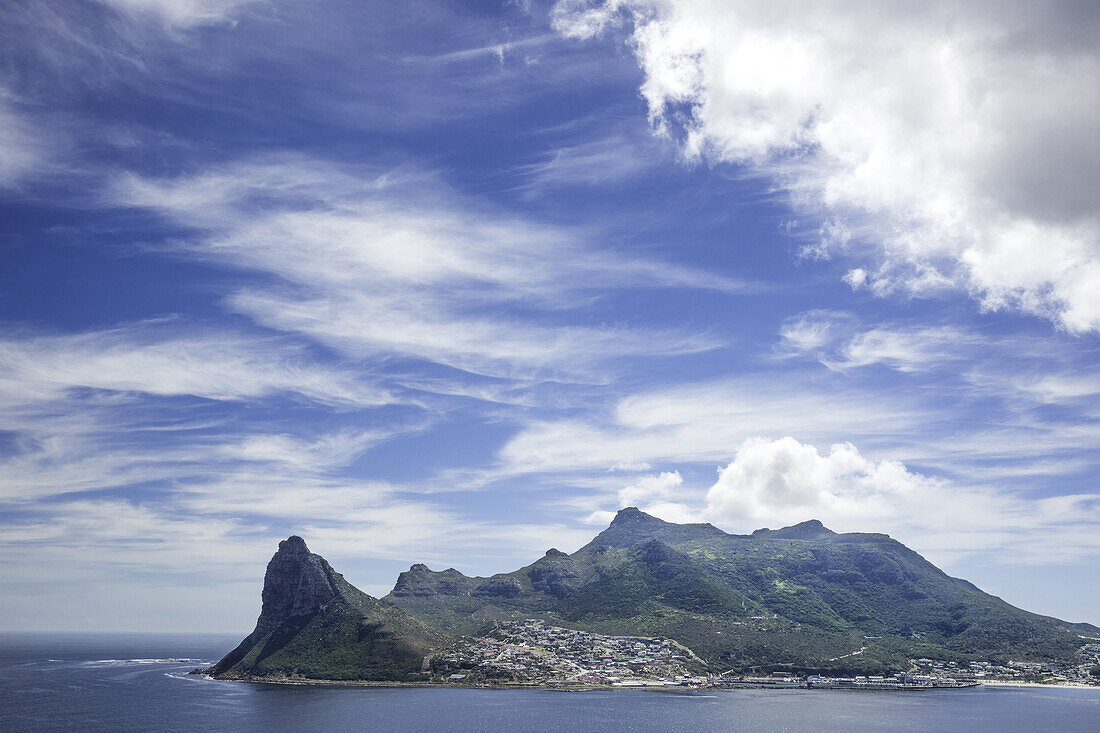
[196,674,1100,693]
[200,675,618,691]
[976,680,1100,690]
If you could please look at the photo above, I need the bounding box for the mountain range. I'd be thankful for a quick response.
[206,508,1098,681]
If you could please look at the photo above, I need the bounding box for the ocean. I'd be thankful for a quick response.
[2,633,1097,732]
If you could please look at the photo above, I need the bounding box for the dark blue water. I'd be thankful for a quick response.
[2,634,1098,732]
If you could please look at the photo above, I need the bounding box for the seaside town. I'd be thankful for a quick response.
[436,620,706,687]
[911,640,1100,686]
[436,620,1100,690]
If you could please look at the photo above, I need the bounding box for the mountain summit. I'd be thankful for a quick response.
[251,536,342,637]
[751,519,836,540]
[206,537,447,681]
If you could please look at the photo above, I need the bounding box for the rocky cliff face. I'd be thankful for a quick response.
[252,535,343,637]
[751,519,837,540]
[205,535,346,676]
[527,549,580,598]
[206,536,449,681]
[391,564,474,597]
[473,576,523,598]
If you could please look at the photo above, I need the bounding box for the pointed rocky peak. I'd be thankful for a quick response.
[610,506,665,526]
[277,535,310,554]
[752,519,836,540]
[589,506,727,549]
[390,563,473,597]
[527,549,580,598]
[254,536,343,638]
[208,537,452,681]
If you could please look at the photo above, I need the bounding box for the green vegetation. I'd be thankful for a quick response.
[384,508,1097,674]
[210,576,450,681]
[210,511,1097,682]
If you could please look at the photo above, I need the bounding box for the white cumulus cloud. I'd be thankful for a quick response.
[553,0,1100,332]
[701,436,1100,564]
[618,469,683,506]
[705,436,937,528]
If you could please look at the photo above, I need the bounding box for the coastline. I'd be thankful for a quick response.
[196,674,1098,692]
[977,680,1100,690]
[197,674,616,691]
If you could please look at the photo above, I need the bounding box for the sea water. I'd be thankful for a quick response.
[2,633,1098,732]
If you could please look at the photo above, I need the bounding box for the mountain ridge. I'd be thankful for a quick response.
[205,510,1098,681]
[382,508,1098,673]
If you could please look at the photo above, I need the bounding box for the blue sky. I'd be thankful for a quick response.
[1,0,1098,632]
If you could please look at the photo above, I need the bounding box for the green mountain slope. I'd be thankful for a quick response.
[383,508,1098,674]
[208,536,449,681]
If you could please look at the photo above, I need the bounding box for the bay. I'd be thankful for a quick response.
[2,634,1097,732]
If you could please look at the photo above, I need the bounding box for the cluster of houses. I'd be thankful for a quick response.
[910,646,1100,685]
[805,673,976,689]
[437,619,1100,689]
[437,620,705,686]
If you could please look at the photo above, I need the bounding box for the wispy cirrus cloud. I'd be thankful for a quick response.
[95,0,267,29]
[0,94,52,188]
[216,429,408,471]
[110,155,737,380]
[0,321,393,408]
[0,321,412,507]
[775,309,857,357]
[513,133,666,190]
[111,155,745,299]
[405,33,560,66]
[0,417,424,503]
[496,375,931,476]
[776,312,1100,408]
[495,319,1100,490]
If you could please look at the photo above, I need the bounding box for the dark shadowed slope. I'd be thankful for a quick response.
[207,536,449,681]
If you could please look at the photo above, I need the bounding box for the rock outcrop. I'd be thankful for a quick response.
[391,564,473,597]
[252,536,343,637]
[473,576,523,598]
[205,536,448,681]
[527,549,580,598]
[751,519,836,540]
